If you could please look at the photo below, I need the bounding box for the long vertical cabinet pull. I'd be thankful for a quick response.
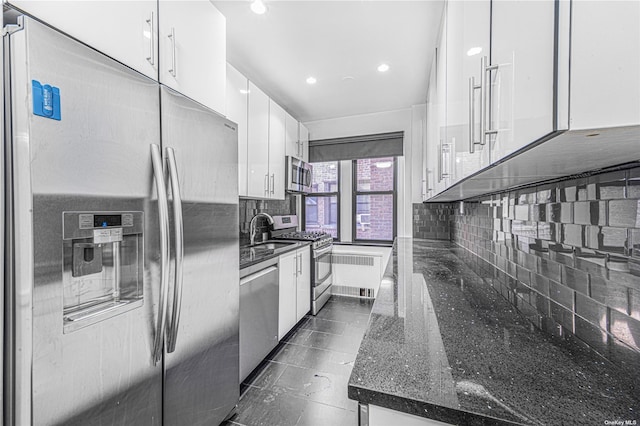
[468,77,482,153]
[481,56,499,146]
[151,144,171,364]
[264,174,269,196]
[168,27,177,78]
[270,174,275,195]
[146,11,155,66]
[165,147,184,353]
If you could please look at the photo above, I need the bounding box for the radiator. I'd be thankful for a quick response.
[331,252,382,298]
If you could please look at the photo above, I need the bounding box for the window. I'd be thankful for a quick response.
[353,157,396,242]
[303,161,339,239]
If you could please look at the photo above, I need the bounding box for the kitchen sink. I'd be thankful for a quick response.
[250,241,296,250]
[240,241,298,268]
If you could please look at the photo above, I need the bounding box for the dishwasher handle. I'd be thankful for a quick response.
[240,266,278,286]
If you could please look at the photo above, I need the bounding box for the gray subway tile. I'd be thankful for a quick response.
[531,204,546,222]
[514,205,529,221]
[547,202,574,223]
[550,300,574,332]
[590,275,630,316]
[539,258,562,282]
[628,168,640,199]
[549,280,575,310]
[575,256,607,280]
[531,273,550,296]
[586,226,628,255]
[531,291,551,316]
[561,265,590,295]
[517,265,532,286]
[609,310,640,352]
[561,224,585,247]
[517,251,538,272]
[512,220,537,239]
[536,185,557,204]
[608,199,640,228]
[588,170,627,200]
[573,201,607,226]
[575,292,608,327]
[560,184,578,202]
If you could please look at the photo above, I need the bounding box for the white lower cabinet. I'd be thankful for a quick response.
[295,247,311,321]
[278,247,311,340]
[278,251,297,340]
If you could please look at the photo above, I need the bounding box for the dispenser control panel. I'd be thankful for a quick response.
[62,211,144,333]
[78,213,134,229]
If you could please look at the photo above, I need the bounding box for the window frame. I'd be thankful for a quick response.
[351,157,397,245]
[302,162,341,241]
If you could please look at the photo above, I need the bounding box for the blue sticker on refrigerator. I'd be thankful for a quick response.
[32,80,61,120]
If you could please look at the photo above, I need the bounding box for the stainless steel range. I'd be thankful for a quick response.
[271,215,333,315]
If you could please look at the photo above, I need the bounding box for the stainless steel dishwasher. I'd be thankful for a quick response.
[239,260,279,383]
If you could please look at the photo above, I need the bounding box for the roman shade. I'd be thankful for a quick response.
[309,131,404,162]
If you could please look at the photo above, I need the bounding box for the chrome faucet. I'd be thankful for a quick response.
[249,213,274,245]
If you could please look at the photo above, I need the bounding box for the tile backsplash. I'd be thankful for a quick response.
[239,195,297,245]
[415,166,640,370]
[412,203,455,240]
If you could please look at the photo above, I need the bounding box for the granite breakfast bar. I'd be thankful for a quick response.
[348,238,640,425]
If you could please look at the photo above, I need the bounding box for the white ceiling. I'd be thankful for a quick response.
[213,0,445,123]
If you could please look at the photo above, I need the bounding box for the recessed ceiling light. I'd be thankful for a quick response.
[239,89,250,94]
[377,63,390,73]
[250,0,267,15]
[466,47,483,56]
[306,76,317,85]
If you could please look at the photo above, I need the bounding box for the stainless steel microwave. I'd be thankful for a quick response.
[286,156,313,194]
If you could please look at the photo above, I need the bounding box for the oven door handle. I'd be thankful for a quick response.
[313,245,333,258]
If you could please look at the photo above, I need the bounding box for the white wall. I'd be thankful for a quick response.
[305,107,427,239]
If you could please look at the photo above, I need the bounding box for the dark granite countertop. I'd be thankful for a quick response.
[240,240,310,270]
[348,238,639,425]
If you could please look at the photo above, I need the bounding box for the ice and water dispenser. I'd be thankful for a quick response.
[62,211,144,333]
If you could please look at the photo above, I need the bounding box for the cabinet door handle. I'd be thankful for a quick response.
[440,142,451,180]
[145,11,155,66]
[264,174,269,195]
[481,56,499,145]
[168,27,177,77]
[469,76,484,154]
[270,174,275,194]
[299,254,303,275]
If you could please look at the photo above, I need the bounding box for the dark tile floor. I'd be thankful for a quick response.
[224,295,374,426]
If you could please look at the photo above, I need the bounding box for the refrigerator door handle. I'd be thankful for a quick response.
[165,147,184,353]
[151,144,171,364]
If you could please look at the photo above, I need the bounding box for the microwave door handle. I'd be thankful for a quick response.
[165,147,184,353]
[150,144,171,364]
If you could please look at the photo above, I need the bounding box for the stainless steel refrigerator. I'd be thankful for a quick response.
[3,15,239,425]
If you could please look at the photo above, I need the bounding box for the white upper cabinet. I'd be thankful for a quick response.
[436,12,452,192]
[5,1,159,80]
[226,64,249,197]
[269,100,286,200]
[448,0,490,181]
[570,0,640,130]
[246,81,270,199]
[424,54,439,202]
[299,123,309,163]
[159,0,226,114]
[284,111,300,159]
[488,0,556,162]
